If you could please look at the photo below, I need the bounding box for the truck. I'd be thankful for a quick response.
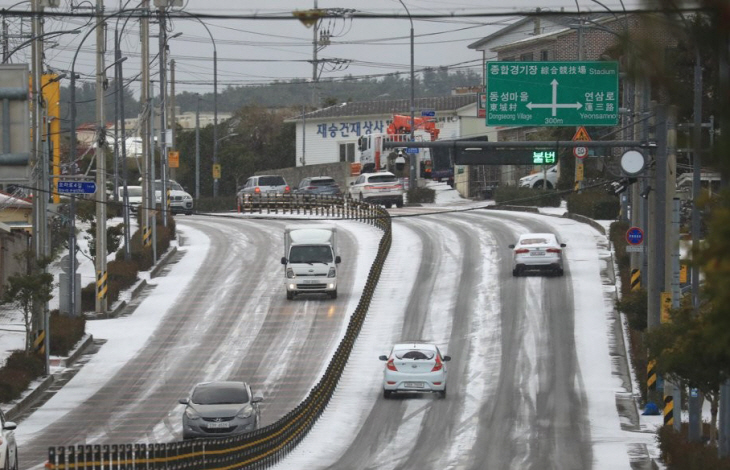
[356,115,440,175]
[280,226,341,300]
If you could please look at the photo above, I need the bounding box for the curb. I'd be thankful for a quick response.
[151,246,178,278]
[5,333,94,422]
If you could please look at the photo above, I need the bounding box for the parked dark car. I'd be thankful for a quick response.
[294,176,342,199]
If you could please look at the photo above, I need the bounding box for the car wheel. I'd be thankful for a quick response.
[385,202,393,208]
[556,268,564,277]
[439,387,447,399]
[512,268,520,277]
[330,290,337,300]
[396,199,404,208]
[359,193,364,203]
[286,291,294,300]
[383,389,392,399]
[185,211,193,215]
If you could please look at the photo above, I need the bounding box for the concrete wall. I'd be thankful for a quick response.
[0,230,29,298]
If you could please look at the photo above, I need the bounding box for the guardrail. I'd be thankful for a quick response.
[47,196,393,470]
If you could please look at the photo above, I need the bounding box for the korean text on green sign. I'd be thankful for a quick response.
[485,61,619,127]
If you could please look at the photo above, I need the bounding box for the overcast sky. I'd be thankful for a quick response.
[0,0,642,98]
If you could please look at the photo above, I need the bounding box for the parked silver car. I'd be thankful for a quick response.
[509,232,566,276]
[237,175,290,207]
[179,381,262,440]
[0,409,18,470]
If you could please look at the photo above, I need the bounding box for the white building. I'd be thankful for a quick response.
[286,95,498,197]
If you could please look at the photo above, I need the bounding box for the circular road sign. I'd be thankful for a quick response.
[626,226,645,245]
[620,150,646,176]
[573,146,588,159]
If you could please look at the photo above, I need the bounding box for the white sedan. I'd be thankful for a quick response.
[0,409,18,470]
[379,343,451,398]
[509,232,566,277]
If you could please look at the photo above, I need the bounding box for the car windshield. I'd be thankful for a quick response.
[368,175,397,183]
[192,384,249,405]
[259,176,285,186]
[394,349,435,360]
[520,238,549,245]
[126,187,143,197]
[288,245,333,263]
[311,179,335,186]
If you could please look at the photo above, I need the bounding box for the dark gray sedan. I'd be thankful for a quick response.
[179,381,262,440]
[294,176,342,198]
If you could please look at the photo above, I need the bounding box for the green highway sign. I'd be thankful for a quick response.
[455,147,557,165]
[485,61,619,127]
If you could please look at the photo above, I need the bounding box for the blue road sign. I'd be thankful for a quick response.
[626,226,644,245]
[405,147,419,154]
[421,109,435,117]
[58,181,97,194]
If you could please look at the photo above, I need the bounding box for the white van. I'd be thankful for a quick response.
[281,226,341,300]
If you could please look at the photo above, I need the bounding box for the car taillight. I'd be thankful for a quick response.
[386,359,397,371]
[254,187,261,194]
[546,248,562,253]
[364,185,375,190]
[284,186,291,193]
[307,186,317,190]
[514,248,529,254]
[395,184,403,189]
[431,356,443,372]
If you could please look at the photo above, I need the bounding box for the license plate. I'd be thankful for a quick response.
[303,280,318,284]
[207,422,230,429]
[530,251,545,256]
[404,382,424,388]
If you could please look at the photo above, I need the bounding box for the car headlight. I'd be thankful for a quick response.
[237,404,254,419]
[286,268,295,279]
[185,407,200,420]
[183,194,192,201]
[328,267,336,278]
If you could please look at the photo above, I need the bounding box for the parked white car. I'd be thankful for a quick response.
[519,165,558,189]
[0,409,18,470]
[379,342,451,398]
[117,185,143,213]
[509,232,566,277]
[154,180,194,215]
[348,171,404,208]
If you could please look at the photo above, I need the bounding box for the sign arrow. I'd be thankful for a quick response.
[526,79,583,116]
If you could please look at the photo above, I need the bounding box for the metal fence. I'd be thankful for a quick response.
[47,196,392,470]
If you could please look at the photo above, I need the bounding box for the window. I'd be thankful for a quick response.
[368,174,397,183]
[540,50,549,61]
[520,52,534,61]
[340,142,356,162]
[259,176,286,186]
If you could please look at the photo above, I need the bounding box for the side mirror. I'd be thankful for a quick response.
[508,244,515,249]
[378,355,388,361]
[350,182,354,186]
[3,421,16,431]
[442,355,452,362]
[178,398,189,405]
[281,257,287,265]
[335,255,341,264]
[252,395,263,403]
[560,243,566,247]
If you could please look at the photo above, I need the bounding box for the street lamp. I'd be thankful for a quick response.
[397,0,416,188]
[177,11,217,197]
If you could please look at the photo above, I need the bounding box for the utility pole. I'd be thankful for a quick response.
[140,0,151,249]
[574,17,585,193]
[170,58,176,181]
[158,8,168,227]
[30,0,45,337]
[688,46,703,442]
[195,95,200,199]
[311,0,318,107]
[94,0,108,314]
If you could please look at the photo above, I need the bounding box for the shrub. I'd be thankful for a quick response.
[615,288,648,331]
[0,350,45,403]
[194,196,235,213]
[407,186,435,204]
[657,425,730,469]
[494,186,562,207]
[107,259,139,287]
[566,190,620,219]
[50,311,86,356]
